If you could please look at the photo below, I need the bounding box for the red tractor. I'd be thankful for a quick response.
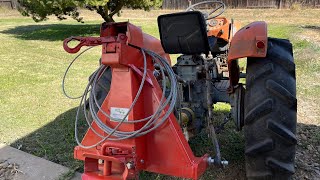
[63,1,297,179]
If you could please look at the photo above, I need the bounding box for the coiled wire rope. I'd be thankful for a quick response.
[62,45,177,149]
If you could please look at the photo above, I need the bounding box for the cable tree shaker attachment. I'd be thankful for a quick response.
[63,22,211,180]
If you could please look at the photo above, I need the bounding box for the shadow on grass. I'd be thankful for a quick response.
[302,25,320,31]
[1,24,101,41]
[9,106,320,179]
[10,106,85,170]
[140,109,247,180]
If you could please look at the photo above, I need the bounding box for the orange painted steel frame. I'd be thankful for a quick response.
[207,18,268,91]
[74,22,209,180]
[207,17,241,43]
[227,21,268,90]
[207,17,233,42]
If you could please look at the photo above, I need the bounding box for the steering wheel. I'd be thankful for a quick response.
[186,1,226,20]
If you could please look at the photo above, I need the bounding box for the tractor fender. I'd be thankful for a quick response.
[227,21,268,90]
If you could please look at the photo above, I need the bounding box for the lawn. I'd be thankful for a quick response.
[0,7,319,180]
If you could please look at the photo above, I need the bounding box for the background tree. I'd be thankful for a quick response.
[18,0,162,22]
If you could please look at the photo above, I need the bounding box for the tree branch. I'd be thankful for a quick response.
[109,0,124,17]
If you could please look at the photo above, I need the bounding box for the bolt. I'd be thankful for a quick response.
[207,157,215,165]
[221,160,229,166]
[126,162,134,169]
[207,157,228,167]
[153,70,160,78]
[119,34,126,40]
[154,63,160,70]
[140,159,144,164]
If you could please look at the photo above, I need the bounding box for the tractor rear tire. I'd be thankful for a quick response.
[93,66,112,107]
[244,38,297,180]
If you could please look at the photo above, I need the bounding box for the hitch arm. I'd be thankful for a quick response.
[63,36,117,54]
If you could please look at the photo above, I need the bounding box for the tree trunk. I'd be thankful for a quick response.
[96,1,123,22]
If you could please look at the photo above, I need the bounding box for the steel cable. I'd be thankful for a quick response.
[63,46,177,149]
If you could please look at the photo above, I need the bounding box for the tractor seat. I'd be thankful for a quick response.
[158,11,210,55]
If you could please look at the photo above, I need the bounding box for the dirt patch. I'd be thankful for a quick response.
[294,123,320,180]
[298,99,320,126]
[0,160,22,180]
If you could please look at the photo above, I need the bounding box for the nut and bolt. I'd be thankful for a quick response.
[208,157,228,167]
[126,162,134,169]
[208,157,215,165]
[119,34,126,40]
[221,160,229,166]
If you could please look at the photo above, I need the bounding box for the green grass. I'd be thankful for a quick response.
[0,9,319,180]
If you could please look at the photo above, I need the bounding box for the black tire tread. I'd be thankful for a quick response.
[247,63,274,88]
[95,67,112,107]
[266,157,295,174]
[266,80,296,107]
[245,138,274,156]
[247,171,273,179]
[267,120,297,145]
[244,99,273,125]
[244,38,297,180]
